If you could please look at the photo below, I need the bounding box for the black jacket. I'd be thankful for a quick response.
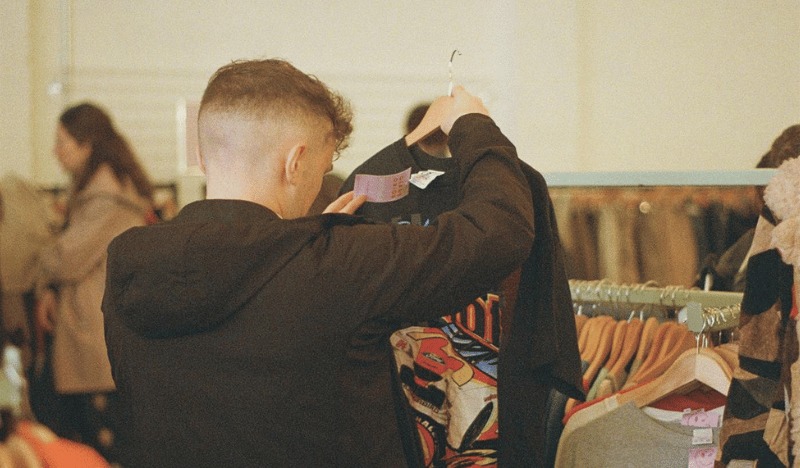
[102,115,536,468]
[342,134,584,467]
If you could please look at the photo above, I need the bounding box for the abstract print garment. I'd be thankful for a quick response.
[341,135,583,468]
[390,303,504,467]
[718,157,800,468]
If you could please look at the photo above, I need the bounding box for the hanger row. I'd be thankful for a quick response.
[568,279,742,312]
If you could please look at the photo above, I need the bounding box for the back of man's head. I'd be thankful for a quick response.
[198,59,353,171]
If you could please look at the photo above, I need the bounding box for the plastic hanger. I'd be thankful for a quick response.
[616,347,732,408]
[404,50,460,146]
[404,96,454,146]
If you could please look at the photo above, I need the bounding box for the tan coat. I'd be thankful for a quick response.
[39,164,151,393]
[0,175,61,363]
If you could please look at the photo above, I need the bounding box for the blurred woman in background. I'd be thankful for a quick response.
[34,102,155,464]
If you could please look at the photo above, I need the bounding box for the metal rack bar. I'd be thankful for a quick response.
[684,302,741,333]
[544,169,776,187]
[569,280,743,311]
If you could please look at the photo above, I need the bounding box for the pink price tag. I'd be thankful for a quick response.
[688,447,717,468]
[682,411,720,428]
[354,168,411,203]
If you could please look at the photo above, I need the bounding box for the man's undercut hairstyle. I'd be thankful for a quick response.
[199,58,354,153]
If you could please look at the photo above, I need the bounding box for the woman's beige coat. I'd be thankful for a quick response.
[39,164,151,393]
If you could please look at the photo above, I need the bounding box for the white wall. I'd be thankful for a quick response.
[1,0,34,180]
[4,0,799,197]
[64,0,512,184]
[577,1,800,172]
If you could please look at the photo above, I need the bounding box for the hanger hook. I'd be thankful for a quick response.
[448,49,462,96]
[671,286,683,304]
[696,317,707,354]
[623,285,635,321]
[659,286,669,305]
[450,49,461,63]
[593,279,608,295]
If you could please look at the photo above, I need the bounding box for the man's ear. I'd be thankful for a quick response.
[284,143,306,185]
[195,148,207,174]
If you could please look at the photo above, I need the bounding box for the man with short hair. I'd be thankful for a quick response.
[102,58,534,467]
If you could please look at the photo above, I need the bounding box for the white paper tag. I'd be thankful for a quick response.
[409,170,445,189]
[691,428,713,445]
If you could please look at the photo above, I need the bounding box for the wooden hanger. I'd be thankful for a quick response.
[656,323,686,362]
[577,317,594,357]
[626,321,674,387]
[714,343,739,371]
[577,317,595,360]
[580,316,614,363]
[634,317,659,365]
[616,347,732,408]
[608,317,643,378]
[564,316,614,413]
[584,320,628,401]
[601,320,628,374]
[629,325,696,386]
[622,318,663,389]
[595,318,644,399]
[631,322,683,384]
[404,95,454,146]
[582,319,616,392]
[574,314,589,339]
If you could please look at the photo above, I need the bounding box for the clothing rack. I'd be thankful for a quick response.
[555,170,763,334]
[569,280,742,332]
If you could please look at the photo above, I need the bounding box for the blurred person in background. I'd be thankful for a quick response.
[34,102,155,464]
[697,124,800,292]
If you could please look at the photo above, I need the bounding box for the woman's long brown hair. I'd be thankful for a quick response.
[59,102,154,200]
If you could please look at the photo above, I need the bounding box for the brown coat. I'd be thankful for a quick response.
[39,164,150,393]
